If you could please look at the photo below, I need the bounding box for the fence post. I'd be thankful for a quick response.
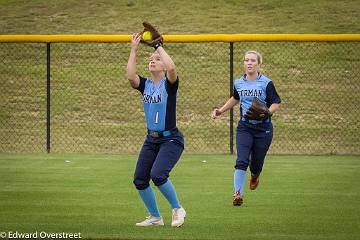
[229,42,234,154]
[46,43,51,153]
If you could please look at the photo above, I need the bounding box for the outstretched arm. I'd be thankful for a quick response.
[127,33,141,89]
[156,46,177,83]
[211,97,239,119]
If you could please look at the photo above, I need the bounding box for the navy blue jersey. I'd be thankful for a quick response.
[233,74,281,125]
[136,75,178,131]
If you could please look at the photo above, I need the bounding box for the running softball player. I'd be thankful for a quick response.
[211,50,281,206]
[127,33,186,226]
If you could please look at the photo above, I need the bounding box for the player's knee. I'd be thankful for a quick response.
[133,178,150,190]
[150,171,168,186]
[234,162,248,171]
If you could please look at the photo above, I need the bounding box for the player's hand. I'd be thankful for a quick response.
[130,33,141,50]
[211,108,222,119]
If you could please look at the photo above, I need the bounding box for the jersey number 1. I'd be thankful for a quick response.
[155,112,159,124]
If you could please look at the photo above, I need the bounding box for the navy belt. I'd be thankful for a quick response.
[147,128,177,138]
[241,117,270,124]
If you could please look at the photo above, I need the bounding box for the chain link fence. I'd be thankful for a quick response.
[0,40,359,154]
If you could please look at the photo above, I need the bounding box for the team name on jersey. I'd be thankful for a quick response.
[239,89,263,97]
[143,94,162,103]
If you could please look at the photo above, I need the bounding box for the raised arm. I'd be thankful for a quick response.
[211,97,239,119]
[127,33,141,89]
[156,46,177,83]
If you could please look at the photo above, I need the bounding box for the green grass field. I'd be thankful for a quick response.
[0,154,359,240]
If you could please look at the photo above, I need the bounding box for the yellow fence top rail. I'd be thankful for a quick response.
[0,34,359,43]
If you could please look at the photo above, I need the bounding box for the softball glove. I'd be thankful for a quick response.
[140,21,163,49]
[244,97,272,120]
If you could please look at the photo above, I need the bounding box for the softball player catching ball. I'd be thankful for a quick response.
[127,33,186,227]
[211,50,281,206]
